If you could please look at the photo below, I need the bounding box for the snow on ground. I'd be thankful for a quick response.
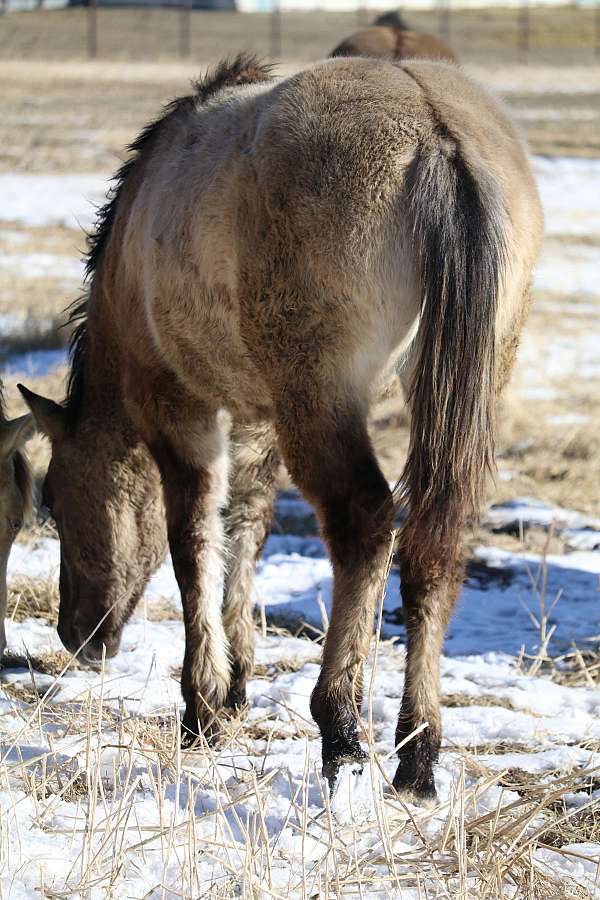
[534,243,600,296]
[6,496,600,661]
[2,534,600,896]
[2,491,600,895]
[533,157,600,238]
[0,252,84,282]
[0,173,107,230]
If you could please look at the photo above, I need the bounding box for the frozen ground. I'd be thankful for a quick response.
[1,149,600,895]
[2,490,600,898]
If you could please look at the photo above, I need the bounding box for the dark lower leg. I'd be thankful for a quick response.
[222,423,279,708]
[393,557,463,799]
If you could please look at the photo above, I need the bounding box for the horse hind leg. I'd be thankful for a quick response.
[393,545,462,801]
[276,397,394,792]
[222,421,280,709]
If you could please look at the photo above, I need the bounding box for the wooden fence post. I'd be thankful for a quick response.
[518,0,530,64]
[439,0,451,45]
[88,0,98,59]
[179,0,192,58]
[269,0,281,60]
[356,0,368,27]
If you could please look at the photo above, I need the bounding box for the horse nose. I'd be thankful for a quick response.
[57,618,80,656]
[78,631,122,665]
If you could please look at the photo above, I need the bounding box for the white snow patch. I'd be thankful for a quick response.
[0,173,108,229]
[535,243,600,297]
[329,760,382,824]
[534,156,600,238]
[0,252,84,282]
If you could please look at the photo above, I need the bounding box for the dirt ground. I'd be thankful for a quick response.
[0,14,599,539]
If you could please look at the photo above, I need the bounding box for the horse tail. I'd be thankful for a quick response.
[397,134,507,570]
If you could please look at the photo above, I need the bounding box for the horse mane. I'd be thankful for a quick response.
[65,53,274,426]
[373,10,408,30]
[192,53,274,103]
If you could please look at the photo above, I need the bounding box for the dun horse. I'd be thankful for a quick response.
[330,11,456,63]
[0,388,34,656]
[21,55,542,801]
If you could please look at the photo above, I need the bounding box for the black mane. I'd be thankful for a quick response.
[65,53,273,425]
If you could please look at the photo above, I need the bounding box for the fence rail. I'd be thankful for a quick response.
[0,3,598,64]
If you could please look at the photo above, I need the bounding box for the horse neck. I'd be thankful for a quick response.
[80,289,130,434]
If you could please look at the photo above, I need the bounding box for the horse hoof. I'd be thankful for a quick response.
[180,715,221,750]
[392,764,438,806]
[225,684,247,711]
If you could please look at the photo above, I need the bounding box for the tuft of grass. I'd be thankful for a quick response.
[442,692,516,711]
[6,576,59,625]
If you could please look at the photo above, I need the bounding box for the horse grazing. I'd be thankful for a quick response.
[330,11,456,64]
[0,388,34,656]
[21,54,542,801]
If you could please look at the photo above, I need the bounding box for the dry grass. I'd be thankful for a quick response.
[2,633,599,898]
[1,565,599,897]
[441,693,517,711]
[6,576,59,625]
[140,596,181,622]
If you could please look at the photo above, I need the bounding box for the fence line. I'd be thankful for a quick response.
[2,1,600,65]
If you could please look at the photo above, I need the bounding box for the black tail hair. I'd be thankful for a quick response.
[397,130,506,569]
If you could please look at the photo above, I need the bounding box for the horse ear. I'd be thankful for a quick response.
[17,384,66,441]
[0,414,35,459]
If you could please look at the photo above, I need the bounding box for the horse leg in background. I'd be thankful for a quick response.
[148,412,231,743]
[276,399,394,792]
[223,422,280,709]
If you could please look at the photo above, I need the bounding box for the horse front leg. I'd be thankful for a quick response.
[149,417,231,744]
[222,422,280,710]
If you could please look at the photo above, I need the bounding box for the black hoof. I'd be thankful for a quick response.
[225,683,247,711]
[392,763,437,803]
[180,714,221,749]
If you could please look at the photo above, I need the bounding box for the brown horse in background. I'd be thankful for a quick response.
[330,11,456,63]
[0,388,34,656]
[21,55,542,802]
